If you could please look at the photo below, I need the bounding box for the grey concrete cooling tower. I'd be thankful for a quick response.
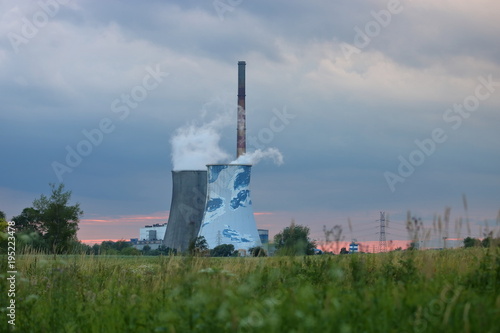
[163,170,207,253]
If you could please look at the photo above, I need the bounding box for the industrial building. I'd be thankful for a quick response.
[349,241,359,253]
[133,223,167,250]
[258,229,269,244]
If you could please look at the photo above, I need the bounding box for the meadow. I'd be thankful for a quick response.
[0,248,498,333]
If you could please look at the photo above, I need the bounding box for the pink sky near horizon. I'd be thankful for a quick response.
[78,211,416,253]
[77,210,482,250]
[78,211,279,245]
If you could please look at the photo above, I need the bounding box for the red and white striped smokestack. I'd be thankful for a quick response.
[237,61,246,158]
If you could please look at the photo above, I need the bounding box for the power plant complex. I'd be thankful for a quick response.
[163,61,262,253]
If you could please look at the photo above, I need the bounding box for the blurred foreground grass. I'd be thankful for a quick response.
[0,248,499,332]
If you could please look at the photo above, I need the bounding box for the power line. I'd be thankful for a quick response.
[378,212,387,253]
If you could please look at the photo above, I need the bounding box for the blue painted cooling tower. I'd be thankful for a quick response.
[198,164,262,252]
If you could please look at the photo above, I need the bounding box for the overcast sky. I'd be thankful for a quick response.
[1,0,499,246]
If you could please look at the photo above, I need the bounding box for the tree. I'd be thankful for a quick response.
[274,221,316,256]
[210,244,236,257]
[142,245,152,255]
[33,183,83,253]
[99,241,120,255]
[407,242,419,251]
[68,240,91,254]
[463,237,481,248]
[121,247,141,256]
[0,211,8,253]
[12,207,43,233]
[149,245,177,256]
[91,243,101,255]
[111,240,132,252]
[11,207,48,252]
[99,240,133,254]
[249,246,267,257]
[480,231,500,248]
[157,245,176,256]
[188,236,208,256]
[0,211,7,233]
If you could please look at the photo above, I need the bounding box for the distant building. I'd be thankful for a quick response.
[134,223,167,250]
[417,238,464,250]
[258,229,269,244]
[349,241,359,253]
[257,229,270,255]
[140,223,167,241]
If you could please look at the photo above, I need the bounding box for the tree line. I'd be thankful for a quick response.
[463,234,500,248]
[1,183,319,256]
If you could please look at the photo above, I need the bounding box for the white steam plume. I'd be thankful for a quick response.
[171,96,235,170]
[171,94,284,169]
[171,124,230,170]
[230,148,284,166]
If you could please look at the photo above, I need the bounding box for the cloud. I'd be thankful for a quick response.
[80,212,168,226]
[1,0,498,245]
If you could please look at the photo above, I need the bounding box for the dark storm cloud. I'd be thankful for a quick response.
[0,0,498,240]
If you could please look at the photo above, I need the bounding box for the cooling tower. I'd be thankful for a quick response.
[198,164,262,252]
[163,170,207,252]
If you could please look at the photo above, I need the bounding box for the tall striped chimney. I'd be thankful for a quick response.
[237,61,246,158]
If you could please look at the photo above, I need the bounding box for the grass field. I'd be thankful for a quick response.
[1,248,499,332]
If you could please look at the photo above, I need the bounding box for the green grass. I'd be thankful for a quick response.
[0,248,499,332]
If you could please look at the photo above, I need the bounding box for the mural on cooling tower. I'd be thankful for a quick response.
[198,164,262,251]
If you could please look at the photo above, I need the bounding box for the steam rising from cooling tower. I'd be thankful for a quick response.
[171,122,230,171]
[231,148,283,165]
[170,96,235,170]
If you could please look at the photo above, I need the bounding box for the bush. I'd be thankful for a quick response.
[249,246,267,257]
[274,221,316,256]
[210,244,237,257]
[121,247,141,256]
